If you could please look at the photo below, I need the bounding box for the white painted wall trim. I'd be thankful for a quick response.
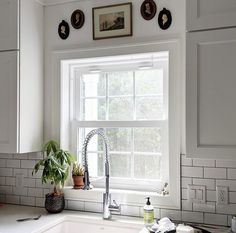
[40,0,86,6]
[49,39,181,209]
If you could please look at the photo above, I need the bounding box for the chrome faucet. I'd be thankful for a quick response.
[82,128,121,219]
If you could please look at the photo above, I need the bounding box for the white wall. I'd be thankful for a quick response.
[44,0,186,153]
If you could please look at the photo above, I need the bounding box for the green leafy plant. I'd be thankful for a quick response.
[72,162,84,176]
[32,140,75,195]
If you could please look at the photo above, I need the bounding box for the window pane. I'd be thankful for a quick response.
[108,71,133,96]
[81,74,106,97]
[134,154,161,180]
[81,98,106,120]
[109,97,133,120]
[135,69,163,95]
[136,97,163,120]
[106,128,132,152]
[134,128,161,153]
[110,153,131,177]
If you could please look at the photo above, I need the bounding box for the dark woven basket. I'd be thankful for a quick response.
[45,193,65,213]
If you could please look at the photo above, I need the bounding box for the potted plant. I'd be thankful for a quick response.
[32,140,74,213]
[72,162,84,189]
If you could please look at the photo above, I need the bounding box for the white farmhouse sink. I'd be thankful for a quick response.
[37,215,142,233]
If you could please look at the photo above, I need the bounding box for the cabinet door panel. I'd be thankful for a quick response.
[0,51,18,153]
[186,28,236,159]
[187,0,236,31]
[0,0,19,50]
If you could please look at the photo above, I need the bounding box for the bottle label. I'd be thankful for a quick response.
[144,210,154,224]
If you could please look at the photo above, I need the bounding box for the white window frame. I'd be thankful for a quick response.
[71,57,169,192]
[56,40,180,209]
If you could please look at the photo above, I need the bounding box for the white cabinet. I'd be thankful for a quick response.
[0,0,43,153]
[187,0,236,31]
[186,28,236,159]
[0,0,19,51]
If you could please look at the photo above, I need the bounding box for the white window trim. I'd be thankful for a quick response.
[53,40,181,209]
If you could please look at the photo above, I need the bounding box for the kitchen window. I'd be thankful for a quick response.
[59,41,180,208]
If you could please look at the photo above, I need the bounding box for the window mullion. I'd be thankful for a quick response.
[106,73,109,121]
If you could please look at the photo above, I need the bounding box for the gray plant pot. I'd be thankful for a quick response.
[45,193,65,213]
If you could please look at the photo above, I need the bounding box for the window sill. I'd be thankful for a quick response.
[63,186,179,209]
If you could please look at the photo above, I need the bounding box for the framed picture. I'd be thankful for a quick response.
[140,0,157,20]
[71,9,85,29]
[158,8,172,30]
[58,20,70,40]
[92,3,132,40]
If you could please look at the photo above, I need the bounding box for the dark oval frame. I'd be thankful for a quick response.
[58,20,70,40]
[71,9,85,29]
[140,0,157,21]
[158,8,172,30]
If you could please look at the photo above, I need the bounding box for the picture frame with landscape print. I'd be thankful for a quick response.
[93,3,132,40]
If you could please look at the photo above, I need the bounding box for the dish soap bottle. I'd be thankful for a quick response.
[143,197,154,226]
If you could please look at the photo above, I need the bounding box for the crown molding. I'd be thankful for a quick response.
[39,0,84,6]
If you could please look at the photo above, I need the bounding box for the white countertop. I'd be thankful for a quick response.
[0,204,143,233]
[0,204,232,233]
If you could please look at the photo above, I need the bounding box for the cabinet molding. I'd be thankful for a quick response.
[186,28,236,159]
[187,0,236,31]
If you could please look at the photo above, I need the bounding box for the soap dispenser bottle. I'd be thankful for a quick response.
[143,197,154,226]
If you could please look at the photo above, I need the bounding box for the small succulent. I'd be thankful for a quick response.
[72,162,84,176]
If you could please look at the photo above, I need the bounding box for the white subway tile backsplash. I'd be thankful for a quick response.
[0,154,13,159]
[6,195,20,205]
[0,152,236,227]
[192,178,215,190]
[160,209,182,221]
[28,188,43,197]
[30,169,43,179]
[20,196,35,206]
[181,156,192,166]
[6,160,20,168]
[182,188,188,200]
[121,205,139,217]
[229,192,236,203]
[5,177,15,186]
[24,178,35,187]
[28,152,43,160]
[204,213,228,226]
[0,177,5,185]
[182,200,192,211]
[21,160,36,169]
[206,190,216,202]
[0,186,12,195]
[228,169,236,180]
[67,200,85,211]
[204,168,227,179]
[182,167,203,178]
[182,211,204,223]
[12,187,28,196]
[0,168,13,177]
[36,197,44,207]
[193,159,215,167]
[216,180,236,191]
[13,154,28,160]
[13,168,28,177]
[216,204,236,215]
[193,202,215,213]
[84,202,102,213]
[216,160,236,168]
[181,177,192,188]
[0,159,6,167]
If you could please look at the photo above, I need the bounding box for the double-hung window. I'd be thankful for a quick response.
[71,52,169,192]
[60,41,180,208]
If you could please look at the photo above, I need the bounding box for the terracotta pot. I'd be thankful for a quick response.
[72,175,84,189]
